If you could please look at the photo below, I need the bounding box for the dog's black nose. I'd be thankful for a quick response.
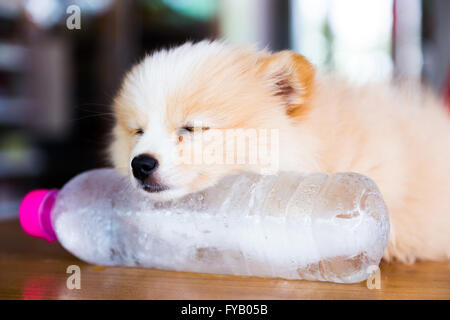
[131,154,158,182]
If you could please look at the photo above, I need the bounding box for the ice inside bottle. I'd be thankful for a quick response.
[19,168,390,283]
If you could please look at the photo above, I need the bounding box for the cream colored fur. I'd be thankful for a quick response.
[306,76,450,262]
[110,41,450,263]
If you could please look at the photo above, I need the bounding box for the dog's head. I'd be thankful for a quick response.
[109,41,315,200]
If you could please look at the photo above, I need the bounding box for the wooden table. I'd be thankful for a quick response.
[0,219,448,300]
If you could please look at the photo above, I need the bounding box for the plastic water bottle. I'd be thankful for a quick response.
[19,168,389,283]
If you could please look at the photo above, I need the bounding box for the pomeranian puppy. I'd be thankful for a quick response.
[110,40,450,263]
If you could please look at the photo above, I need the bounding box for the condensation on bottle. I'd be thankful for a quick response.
[22,168,390,283]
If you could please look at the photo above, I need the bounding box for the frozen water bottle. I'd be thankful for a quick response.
[19,168,389,283]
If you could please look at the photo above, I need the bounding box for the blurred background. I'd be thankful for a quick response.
[0,0,449,219]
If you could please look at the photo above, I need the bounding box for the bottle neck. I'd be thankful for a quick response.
[39,190,59,242]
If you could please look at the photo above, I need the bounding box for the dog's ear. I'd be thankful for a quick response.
[259,51,315,118]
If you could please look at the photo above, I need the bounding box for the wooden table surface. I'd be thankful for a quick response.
[0,219,448,300]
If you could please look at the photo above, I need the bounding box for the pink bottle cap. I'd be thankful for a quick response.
[19,189,59,242]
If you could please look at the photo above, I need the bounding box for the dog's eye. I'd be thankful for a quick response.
[134,128,144,136]
[181,126,210,133]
